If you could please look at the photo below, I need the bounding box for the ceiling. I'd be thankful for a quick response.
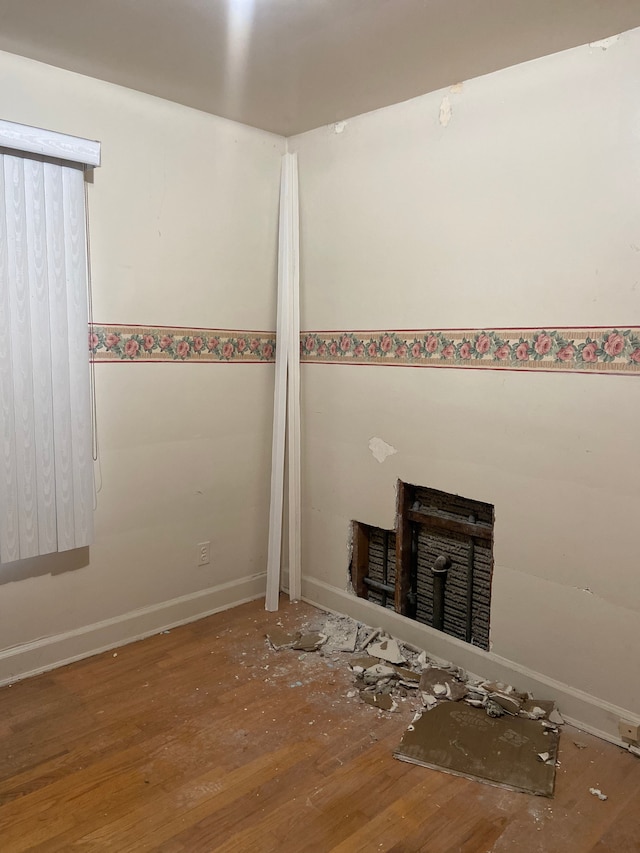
[0,0,638,137]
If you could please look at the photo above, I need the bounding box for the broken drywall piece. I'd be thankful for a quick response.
[548,709,564,726]
[466,685,489,699]
[266,629,301,650]
[520,699,557,721]
[522,703,550,720]
[362,664,396,683]
[368,638,406,665]
[397,646,426,672]
[359,627,382,651]
[419,668,467,702]
[349,655,381,673]
[360,690,397,712]
[429,654,454,671]
[266,627,328,653]
[421,694,438,710]
[391,665,421,683]
[482,681,522,697]
[573,741,588,750]
[322,616,359,653]
[292,632,327,652]
[401,640,426,657]
[394,703,559,797]
[489,691,523,716]
[368,437,397,464]
[439,96,452,127]
[589,787,608,801]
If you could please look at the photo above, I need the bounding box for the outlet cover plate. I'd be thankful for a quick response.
[197,542,210,567]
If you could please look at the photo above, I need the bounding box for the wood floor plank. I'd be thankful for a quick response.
[0,597,639,852]
[588,785,640,852]
[90,742,319,853]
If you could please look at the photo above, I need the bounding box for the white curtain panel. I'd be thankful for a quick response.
[0,152,93,562]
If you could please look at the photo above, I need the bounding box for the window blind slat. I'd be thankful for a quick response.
[44,162,75,552]
[25,158,57,554]
[62,166,93,550]
[5,155,39,558]
[0,158,20,563]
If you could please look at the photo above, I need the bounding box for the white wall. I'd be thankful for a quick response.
[288,29,640,730]
[1,29,639,739]
[0,50,284,678]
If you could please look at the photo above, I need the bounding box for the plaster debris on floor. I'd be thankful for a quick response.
[265,628,327,652]
[589,787,608,801]
[265,611,568,797]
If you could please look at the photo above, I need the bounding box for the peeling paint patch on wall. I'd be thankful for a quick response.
[439,96,452,127]
[589,34,621,51]
[369,437,398,463]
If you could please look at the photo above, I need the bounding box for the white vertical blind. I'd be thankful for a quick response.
[0,149,94,563]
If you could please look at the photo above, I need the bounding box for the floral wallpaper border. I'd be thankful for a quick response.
[300,327,640,375]
[90,324,276,363]
[90,324,640,375]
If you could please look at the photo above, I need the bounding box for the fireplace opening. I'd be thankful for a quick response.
[350,482,494,649]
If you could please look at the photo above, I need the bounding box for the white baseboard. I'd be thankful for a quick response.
[7,570,635,750]
[0,573,267,687]
[302,576,640,748]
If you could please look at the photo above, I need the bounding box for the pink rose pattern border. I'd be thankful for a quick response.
[89,325,276,363]
[300,328,640,375]
[89,324,640,374]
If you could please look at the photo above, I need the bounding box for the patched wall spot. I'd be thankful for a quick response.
[369,437,397,464]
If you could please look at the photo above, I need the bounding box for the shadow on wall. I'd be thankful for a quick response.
[0,548,90,586]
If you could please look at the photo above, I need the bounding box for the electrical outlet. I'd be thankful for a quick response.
[197,541,210,567]
[618,719,639,744]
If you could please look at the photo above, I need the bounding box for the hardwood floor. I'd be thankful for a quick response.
[0,597,639,852]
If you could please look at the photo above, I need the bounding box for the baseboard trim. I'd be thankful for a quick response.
[302,576,640,748]
[0,573,267,687]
